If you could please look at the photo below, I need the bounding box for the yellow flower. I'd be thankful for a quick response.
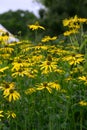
[71,15,78,23]
[79,101,87,106]
[32,43,48,50]
[65,76,73,82]
[25,87,36,95]
[63,15,78,27]
[12,67,37,78]
[54,68,64,74]
[40,55,58,74]
[63,18,71,27]
[48,82,61,90]
[36,82,61,93]
[63,15,87,38]
[0,53,10,59]
[31,54,43,64]
[0,47,14,53]
[78,18,87,23]
[69,23,80,29]
[12,62,25,72]
[63,53,84,66]
[0,110,4,118]
[0,82,20,102]
[36,82,52,93]
[28,21,45,30]
[4,89,20,102]
[40,60,57,74]
[0,35,9,42]
[63,29,78,36]
[0,66,9,73]
[78,76,87,84]
[41,36,57,42]
[6,111,16,118]
[49,47,68,56]
[0,82,15,95]
[70,66,84,75]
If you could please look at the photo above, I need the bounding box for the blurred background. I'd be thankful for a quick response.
[0,0,87,40]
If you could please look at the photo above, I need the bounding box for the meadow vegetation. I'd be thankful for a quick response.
[0,15,87,130]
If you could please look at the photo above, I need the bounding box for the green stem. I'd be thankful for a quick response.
[80,109,83,130]
[35,30,37,44]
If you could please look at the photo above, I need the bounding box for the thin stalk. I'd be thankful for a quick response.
[35,30,37,44]
[80,23,84,45]
[80,109,83,130]
[69,36,73,46]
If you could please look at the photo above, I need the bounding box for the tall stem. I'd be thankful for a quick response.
[80,109,83,130]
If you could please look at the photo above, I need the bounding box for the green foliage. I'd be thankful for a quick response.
[0,10,37,39]
[37,0,87,35]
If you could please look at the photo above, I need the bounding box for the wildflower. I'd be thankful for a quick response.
[54,68,64,74]
[0,53,10,59]
[63,15,78,27]
[41,36,57,42]
[0,110,4,118]
[25,87,36,95]
[4,89,20,102]
[12,67,37,78]
[0,33,9,43]
[63,29,78,36]
[62,53,84,66]
[49,47,68,56]
[32,43,48,50]
[11,59,29,72]
[36,82,50,91]
[78,18,87,23]
[48,82,61,90]
[0,66,9,73]
[79,101,87,106]
[36,82,61,93]
[69,22,80,29]
[0,82,15,96]
[70,66,84,75]
[0,82,20,102]
[0,47,14,53]
[63,18,71,27]
[6,111,16,118]
[65,76,73,82]
[78,76,87,84]
[28,21,45,30]
[31,54,43,62]
[40,57,58,74]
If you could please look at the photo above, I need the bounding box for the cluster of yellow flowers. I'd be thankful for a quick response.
[79,101,87,106]
[63,15,87,36]
[0,17,87,126]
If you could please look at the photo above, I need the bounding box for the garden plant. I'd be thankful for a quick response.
[0,15,87,130]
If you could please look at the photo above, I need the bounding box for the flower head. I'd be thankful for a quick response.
[0,110,4,118]
[41,36,57,42]
[79,101,87,106]
[28,21,45,31]
[40,59,57,74]
[6,111,16,118]
[4,89,20,102]
[36,82,61,93]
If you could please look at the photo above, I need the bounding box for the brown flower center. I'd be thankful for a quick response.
[43,82,48,87]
